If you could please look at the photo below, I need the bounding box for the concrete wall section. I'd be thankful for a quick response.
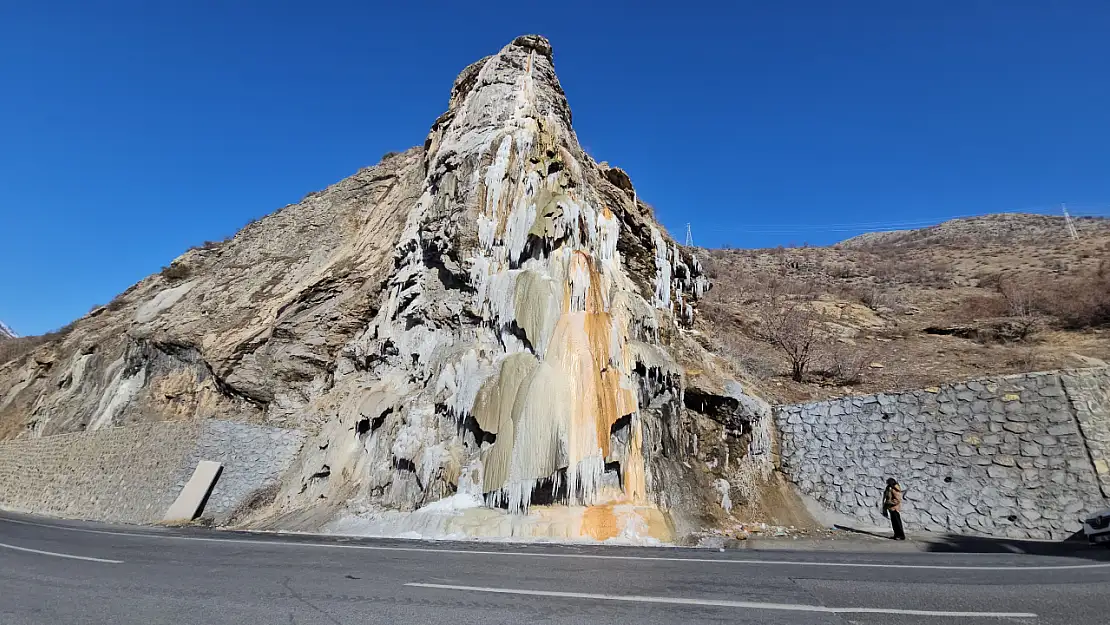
[775,368,1110,540]
[0,420,305,525]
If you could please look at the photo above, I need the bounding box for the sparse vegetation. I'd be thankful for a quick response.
[996,276,1043,341]
[824,344,874,385]
[160,262,193,281]
[697,214,1110,403]
[755,296,828,383]
[0,327,72,366]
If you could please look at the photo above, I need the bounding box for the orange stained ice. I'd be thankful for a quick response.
[580,504,673,542]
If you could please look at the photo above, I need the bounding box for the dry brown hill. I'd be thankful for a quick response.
[698,213,1110,404]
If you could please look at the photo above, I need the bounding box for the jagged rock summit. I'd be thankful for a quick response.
[0,36,774,541]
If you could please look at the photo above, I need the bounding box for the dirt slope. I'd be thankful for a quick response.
[699,213,1110,403]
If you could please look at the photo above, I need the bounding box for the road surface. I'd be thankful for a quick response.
[2,510,1109,624]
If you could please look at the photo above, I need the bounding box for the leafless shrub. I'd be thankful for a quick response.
[0,328,70,366]
[1005,347,1043,371]
[957,294,1009,320]
[754,297,828,382]
[826,263,860,279]
[698,300,739,329]
[105,296,128,312]
[855,286,894,311]
[988,264,1110,331]
[824,344,873,385]
[1046,258,1070,273]
[160,262,192,281]
[975,271,1003,290]
[700,254,722,279]
[857,253,952,288]
[997,277,1043,340]
[1038,261,1110,328]
[713,333,777,381]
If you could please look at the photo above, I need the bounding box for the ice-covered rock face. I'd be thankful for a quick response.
[0,35,762,541]
[0,322,16,340]
[274,36,713,539]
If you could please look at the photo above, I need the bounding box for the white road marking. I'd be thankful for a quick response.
[405,582,1038,618]
[0,540,123,564]
[1,514,1107,572]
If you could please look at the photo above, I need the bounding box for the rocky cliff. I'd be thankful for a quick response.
[0,36,774,542]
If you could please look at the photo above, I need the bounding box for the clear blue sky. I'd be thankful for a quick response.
[2,1,1109,336]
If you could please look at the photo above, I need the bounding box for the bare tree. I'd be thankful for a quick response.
[756,297,827,382]
[997,277,1041,341]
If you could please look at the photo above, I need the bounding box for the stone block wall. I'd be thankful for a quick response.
[775,368,1110,539]
[185,420,306,521]
[0,420,305,525]
[1061,369,1110,497]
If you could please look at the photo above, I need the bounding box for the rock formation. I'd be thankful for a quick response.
[0,36,774,541]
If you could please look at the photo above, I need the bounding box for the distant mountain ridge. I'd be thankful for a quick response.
[0,322,16,340]
[838,212,1110,249]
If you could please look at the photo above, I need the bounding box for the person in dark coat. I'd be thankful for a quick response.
[882,477,906,540]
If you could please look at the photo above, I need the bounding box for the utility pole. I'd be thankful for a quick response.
[1062,204,1079,240]
[685,223,693,247]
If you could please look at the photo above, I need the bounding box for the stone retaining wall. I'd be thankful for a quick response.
[0,420,304,525]
[1061,369,1110,497]
[775,368,1110,539]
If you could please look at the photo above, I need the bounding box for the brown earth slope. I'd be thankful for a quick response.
[699,213,1110,404]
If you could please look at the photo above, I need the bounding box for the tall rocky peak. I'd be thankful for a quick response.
[0,36,772,541]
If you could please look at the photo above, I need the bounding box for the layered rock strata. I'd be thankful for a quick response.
[0,36,769,541]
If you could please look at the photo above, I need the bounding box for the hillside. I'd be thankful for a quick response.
[2,36,1105,541]
[699,213,1110,404]
[0,36,773,542]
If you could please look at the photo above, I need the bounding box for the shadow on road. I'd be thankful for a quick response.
[832,525,892,540]
[835,523,1110,560]
[923,532,1110,559]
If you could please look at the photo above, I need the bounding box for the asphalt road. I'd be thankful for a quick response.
[2,511,1109,624]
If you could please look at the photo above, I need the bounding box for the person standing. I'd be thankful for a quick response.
[882,477,906,540]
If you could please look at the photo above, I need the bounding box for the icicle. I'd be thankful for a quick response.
[650,226,672,309]
[566,454,606,506]
[714,479,733,513]
[597,208,620,262]
[568,255,591,312]
[483,136,514,218]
